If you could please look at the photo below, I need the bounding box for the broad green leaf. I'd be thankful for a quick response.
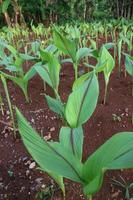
[83,132,133,196]
[59,126,83,161]
[76,48,92,64]
[20,53,36,60]
[53,29,77,63]
[89,49,99,59]
[73,72,92,90]
[16,109,83,183]
[65,73,99,127]
[5,44,17,56]
[34,64,52,88]
[100,45,115,85]
[45,94,65,118]
[104,43,114,50]
[45,44,57,54]
[95,60,107,73]
[2,0,10,13]
[31,41,40,54]
[0,71,28,100]
[125,54,133,76]
[40,50,61,90]
[24,64,37,81]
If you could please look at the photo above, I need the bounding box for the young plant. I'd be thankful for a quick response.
[124,53,133,96]
[111,176,133,200]
[98,45,115,104]
[35,49,61,100]
[45,72,99,126]
[0,41,38,102]
[53,28,92,80]
[117,37,122,77]
[17,72,133,200]
[1,75,16,136]
[16,109,133,200]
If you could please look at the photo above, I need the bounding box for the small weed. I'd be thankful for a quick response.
[111,176,133,200]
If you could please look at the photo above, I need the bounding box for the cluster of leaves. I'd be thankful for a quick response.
[6,29,132,199]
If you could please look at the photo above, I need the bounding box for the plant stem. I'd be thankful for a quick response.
[74,63,78,80]
[1,75,16,137]
[131,112,133,125]
[132,76,133,96]
[54,89,61,101]
[0,93,4,115]
[86,195,92,200]
[104,84,108,105]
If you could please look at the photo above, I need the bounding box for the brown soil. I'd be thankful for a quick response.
[0,56,133,200]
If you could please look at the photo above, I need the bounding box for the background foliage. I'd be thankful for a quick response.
[0,0,133,27]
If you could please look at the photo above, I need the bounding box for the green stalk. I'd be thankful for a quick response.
[132,76,133,96]
[105,30,108,43]
[86,195,92,200]
[1,75,16,136]
[131,112,133,125]
[24,90,29,103]
[74,63,78,80]
[54,89,61,101]
[0,93,4,115]
[104,84,108,105]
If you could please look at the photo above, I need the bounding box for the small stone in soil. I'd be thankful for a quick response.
[29,162,36,169]
[50,127,55,132]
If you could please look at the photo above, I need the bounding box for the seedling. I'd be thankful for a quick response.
[0,41,38,102]
[99,45,115,104]
[53,28,92,80]
[35,184,54,200]
[124,53,133,96]
[111,176,133,200]
[112,114,122,122]
[1,75,16,136]
[17,71,133,200]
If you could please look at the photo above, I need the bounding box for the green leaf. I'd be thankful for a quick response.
[34,64,52,88]
[40,50,61,90]
[53,29,77,63]
[59,126,83,161]
[45,94,65,118]
[0,72,28,101]
[65,73,99,127]
[104,43,114,50]
[76,48,92,64]
[5,44,17,56]
[125,54,133,77]
[72,72,92,90]
[2,0,10,13]
[31,41,40,54]
[95,60,108,73]
[20,53,36,61]
[83,132,133,196]
[24,64,37,81]
[100,45,115,85]
[16,108,83,183]
[45,44,57,54]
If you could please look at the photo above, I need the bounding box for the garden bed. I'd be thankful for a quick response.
[0,58,133,200]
